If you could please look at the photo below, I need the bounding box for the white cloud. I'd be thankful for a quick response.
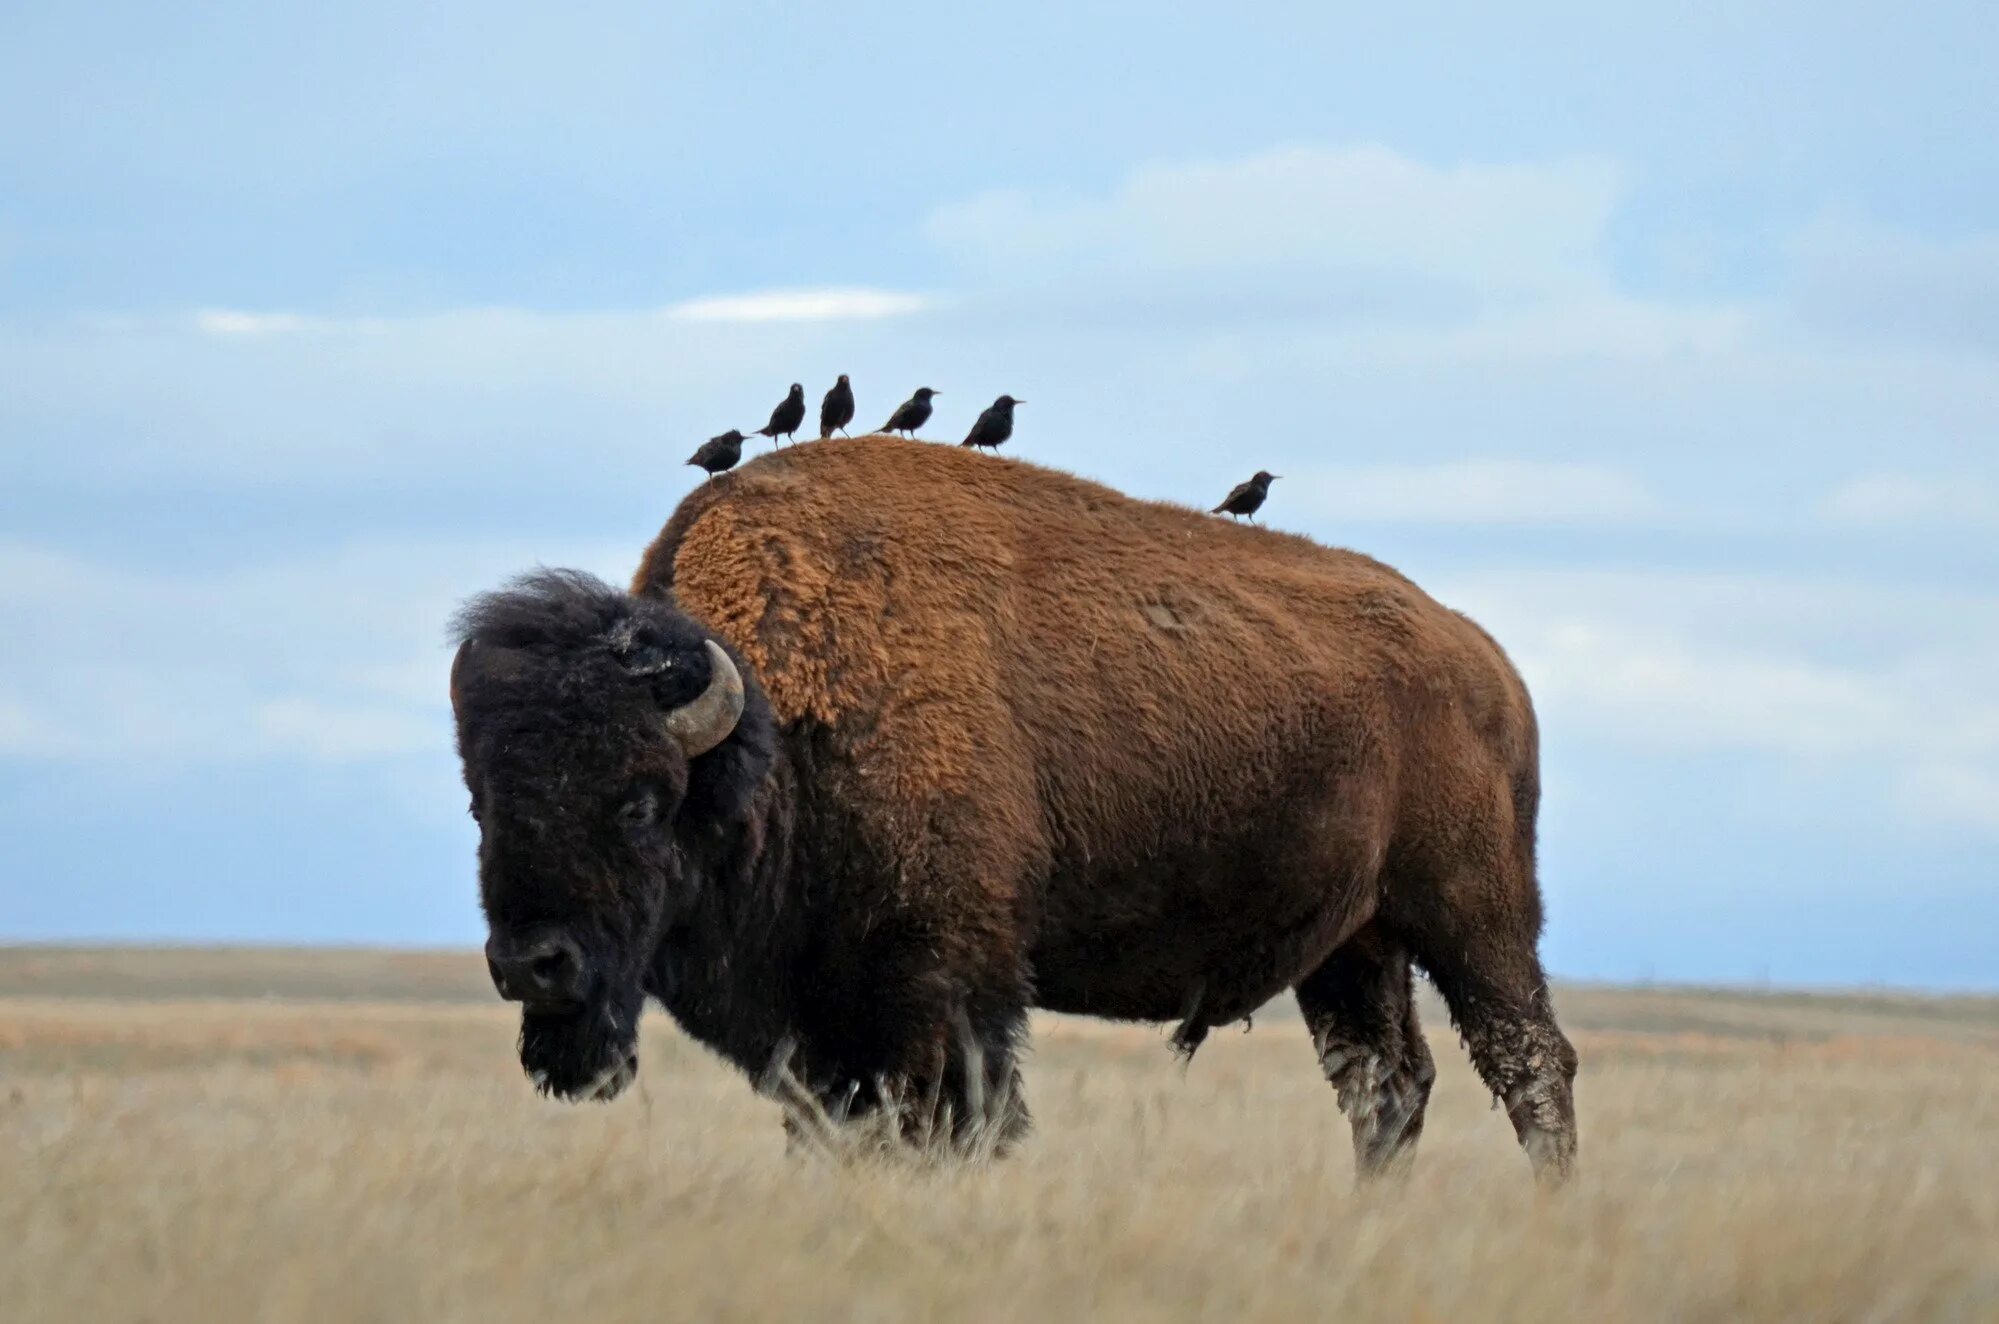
[665,287,929,323]
[186,288,930,340]
[4,292,950,485]
[12,156,1991,504]
[0,692,73,757]
[192,309,337,338]
[1334,293,1752,364]
[1440,568,1999,834]
[921,143,1757,368]
[0,537,630,766]
[1820,473,1998,529]
[1515,623,1912,758]
[1294,459,1658,527]
[1787,218,1999,354]
[1902,764,1999,834]
[254,698,438,761]
[927,144,1623,296]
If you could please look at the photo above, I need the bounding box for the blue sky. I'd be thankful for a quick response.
[2,2,1995,987]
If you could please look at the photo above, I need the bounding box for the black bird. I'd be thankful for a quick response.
[1211,471,1279,522]
[818,374,856,439]
[685,429,748,481]
[756,383,807,446]
[960,394,1023,451]
[879,386,939,437]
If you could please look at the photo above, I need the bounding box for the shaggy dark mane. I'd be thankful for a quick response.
[450,567,631,655]
[451,565,779,831]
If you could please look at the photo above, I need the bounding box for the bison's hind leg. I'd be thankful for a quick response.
[1294,925,1435,1182]
[1391,873,1579,1186]
[1428,954,1577,1185]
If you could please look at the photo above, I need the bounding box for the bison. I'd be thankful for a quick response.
[450,436,1578,1183]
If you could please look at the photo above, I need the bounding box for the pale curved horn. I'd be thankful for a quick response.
[663,640,744,758]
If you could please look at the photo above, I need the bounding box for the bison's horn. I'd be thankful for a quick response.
[664,640,744,758]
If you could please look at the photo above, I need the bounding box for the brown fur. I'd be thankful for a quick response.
[629,435,1577,1182]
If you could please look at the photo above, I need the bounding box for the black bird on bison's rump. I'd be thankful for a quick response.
[1212,471,1279,522]
[819,375,855,439]
[450,436,1579,1186]
[685,430,747,481]
[880,386,938,437]
[755,383,807,446]
[960,394,1022,451]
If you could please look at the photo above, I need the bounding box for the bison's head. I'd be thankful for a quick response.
[449,570,773,1102]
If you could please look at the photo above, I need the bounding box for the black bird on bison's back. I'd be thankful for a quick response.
[686,430,747,481]
[819,375,855,439]
[961,394,1022,451]
[1212,471,1278,522]
[756,384,807,446]
[880,387,939,437]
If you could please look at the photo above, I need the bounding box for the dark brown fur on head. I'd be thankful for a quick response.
[449,569,774,1101]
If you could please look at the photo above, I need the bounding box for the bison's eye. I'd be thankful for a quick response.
[615,784,662,831]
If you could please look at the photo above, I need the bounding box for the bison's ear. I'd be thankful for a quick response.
[677,668,775,828]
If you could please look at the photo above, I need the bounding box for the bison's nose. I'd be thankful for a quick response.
[485,928,590,1009]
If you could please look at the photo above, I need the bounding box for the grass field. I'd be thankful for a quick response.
[2,948,1995,1322]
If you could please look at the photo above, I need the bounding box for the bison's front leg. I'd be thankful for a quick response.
[906,1005,1032,1156]
[787,788,1040,1159]
[765,1002,1031,1160]
[847,1001,1030,1158]
[767,980,1039,1168]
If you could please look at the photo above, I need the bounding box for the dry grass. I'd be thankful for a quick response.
[2,949,1995,1322]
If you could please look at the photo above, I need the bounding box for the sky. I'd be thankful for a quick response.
[1,2,1995,988]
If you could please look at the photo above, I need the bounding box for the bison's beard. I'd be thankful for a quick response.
[517,984,643,1103]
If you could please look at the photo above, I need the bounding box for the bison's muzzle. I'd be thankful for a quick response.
[486,926,592,1011]
[488,926,641,1102]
